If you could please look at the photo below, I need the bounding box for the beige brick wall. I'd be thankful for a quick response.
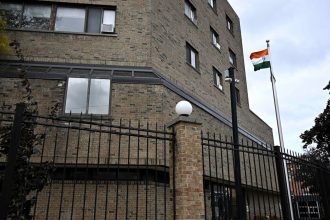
[33,181,173,220]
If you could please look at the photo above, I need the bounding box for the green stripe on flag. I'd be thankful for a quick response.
[253,61,271,71]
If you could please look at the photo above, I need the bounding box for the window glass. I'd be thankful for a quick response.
[208,0,214,8]
[191,50,196,68]
[186,43,198,69]
[22,5,51,30]
[0,3,23,28]
[214,68,223,90]
[65,78,88,113]
[87,8,102,33]
[211,28,220,49]
[226,15,233,33]
[212,32,217,44]
[55,7,86,32]
[88,79,110,114]
[184,1,195,21]
[229,49,236,66]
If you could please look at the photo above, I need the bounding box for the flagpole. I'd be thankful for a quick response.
[266,40,294,220]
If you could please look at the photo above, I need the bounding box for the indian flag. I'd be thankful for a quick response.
[250,49,271,71]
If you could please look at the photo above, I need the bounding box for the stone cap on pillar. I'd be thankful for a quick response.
[167,115,202,128]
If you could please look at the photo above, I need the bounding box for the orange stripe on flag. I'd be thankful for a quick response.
[250,49,268,59]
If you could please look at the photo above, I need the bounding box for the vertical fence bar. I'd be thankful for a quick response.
[125,120,131,220]
[274,145,292,220]
[0,103,25,220]
[94,116,103,220]
[70,113,83,220]
[136,121,140,220]
[163,125,167,220]
[104,120,112,220]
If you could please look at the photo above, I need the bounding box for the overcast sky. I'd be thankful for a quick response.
[228,0,330,152]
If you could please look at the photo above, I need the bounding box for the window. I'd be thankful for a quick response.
[297,201,320,219]
[211,27,221,50]
[65,78,111,114]
[235,87,241,105]
[22,5,51,30]
[186,43,199,69]
[184,0,196,22]
[229,49,237,66]
[55,7,86,32]
[208,0,216,10]
[213,67,223,90]
[0,2,116,34]
[226,15,233,33]
[0,3,23,28]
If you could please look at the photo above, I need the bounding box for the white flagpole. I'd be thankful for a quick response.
[266,40,294,219]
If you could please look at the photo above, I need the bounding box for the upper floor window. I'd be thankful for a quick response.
[213,67,223,90]
[186,42,199,70]
[226,15,233,34]
[208,0,216,10]
[229,49,237,66]
[184,0,196,22]
[65,78,111,114]
[211,27,221,50]
[0,2,116,34]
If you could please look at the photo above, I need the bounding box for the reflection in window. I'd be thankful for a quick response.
[65,78,88,114]
[55,7,86,32]
[88,79,110,114]
[0,3,23,28]
[22,5,51,30]
[65,78,110,114]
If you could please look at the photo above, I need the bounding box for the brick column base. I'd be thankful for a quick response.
[168,116,205,220]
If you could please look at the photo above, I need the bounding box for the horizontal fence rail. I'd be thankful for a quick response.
[0,110,174,220]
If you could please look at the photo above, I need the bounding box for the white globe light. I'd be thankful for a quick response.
[175,100,193,116]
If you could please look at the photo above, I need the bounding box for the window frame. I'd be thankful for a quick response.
[64,77,111,115]
[184,0,197,23]
[0,1,117,34]
[213,67,223,91]
[186,42,199,70]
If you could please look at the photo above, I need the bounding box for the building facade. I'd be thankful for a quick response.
[0,0,273,145]
[0,0,277,219]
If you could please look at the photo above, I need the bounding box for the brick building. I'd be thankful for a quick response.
[0,0,277,219]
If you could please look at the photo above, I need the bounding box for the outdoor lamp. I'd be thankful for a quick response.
[175,100,193,116]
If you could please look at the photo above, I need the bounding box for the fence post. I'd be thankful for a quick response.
[273,145,292,220]
[0,103,25,220]
[168,116,205,220]
[318,168,330,219]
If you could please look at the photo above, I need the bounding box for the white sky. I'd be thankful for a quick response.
[228,0,330,152]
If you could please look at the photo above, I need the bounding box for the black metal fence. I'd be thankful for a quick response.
[1,104,330,220]
[0,104,174,220]
[202,132,330,220]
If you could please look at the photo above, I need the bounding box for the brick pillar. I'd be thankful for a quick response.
[168,116,205,220]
